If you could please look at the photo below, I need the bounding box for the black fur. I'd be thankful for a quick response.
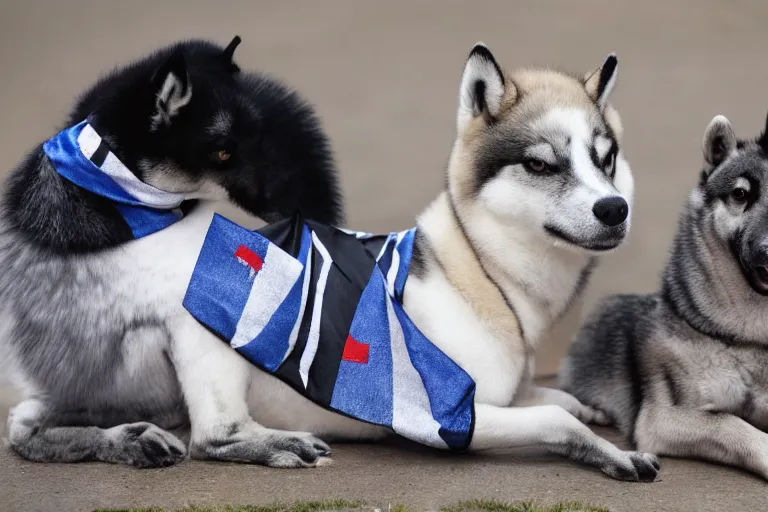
[4,38,343,255]
[468,44,505,88]
[221,35,242,73]
[408,229,432,279]
[596,55,618,100]
[758,111,768,154]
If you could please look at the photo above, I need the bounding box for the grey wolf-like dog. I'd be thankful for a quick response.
[561,112,768,479]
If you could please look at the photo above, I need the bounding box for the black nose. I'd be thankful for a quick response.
[592,196,628,227]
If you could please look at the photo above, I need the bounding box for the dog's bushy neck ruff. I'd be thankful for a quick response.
[661,188,768,345]
[415,191,526,343]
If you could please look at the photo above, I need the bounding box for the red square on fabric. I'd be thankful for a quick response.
[342,335,370,364]
[234,245,263,273]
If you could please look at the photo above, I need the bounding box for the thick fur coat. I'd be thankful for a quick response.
[5,40,657,480]
[560,113,768,479]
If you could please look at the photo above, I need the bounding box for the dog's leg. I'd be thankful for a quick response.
[471,403,659,482]
[170,315,331,468]
[514,385,611,425]
[635,404,768,479]
[7,398,186,468]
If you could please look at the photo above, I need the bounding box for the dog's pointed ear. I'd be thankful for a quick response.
[150,50,193,131]
[584,54,618,111]
[222,35,242,73]
[457,43,509,134]
[702,115,737,175]
[757,111,768,154]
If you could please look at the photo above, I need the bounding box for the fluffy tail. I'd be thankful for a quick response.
[558,294,655,439]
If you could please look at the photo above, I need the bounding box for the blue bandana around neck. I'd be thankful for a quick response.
[42,120,186,239]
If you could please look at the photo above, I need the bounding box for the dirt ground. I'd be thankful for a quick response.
[1,0,768,511]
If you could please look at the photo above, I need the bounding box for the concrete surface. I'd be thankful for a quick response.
[2,0,768,511]
[2,385,767,512]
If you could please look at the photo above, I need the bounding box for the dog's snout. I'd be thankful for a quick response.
[592,196,628,227]
[749,241,768,267]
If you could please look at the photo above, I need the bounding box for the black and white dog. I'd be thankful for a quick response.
[3,37,343,468]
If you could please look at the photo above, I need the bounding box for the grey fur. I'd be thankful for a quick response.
[1,233,188,466]
[1,38,341,469]
[559,113,768,479]
[2,184,334,469]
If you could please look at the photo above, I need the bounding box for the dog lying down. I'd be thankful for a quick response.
[561,112,768,480]
[3,36,656,481]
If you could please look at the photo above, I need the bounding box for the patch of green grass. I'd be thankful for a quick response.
[95,499,609,512]
[95,500,364,512]
[440,500,609,512]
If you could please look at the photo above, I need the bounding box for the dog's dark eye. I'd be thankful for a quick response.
[525,159,549,172]
[732,187,748,202]
[217,150,231,161]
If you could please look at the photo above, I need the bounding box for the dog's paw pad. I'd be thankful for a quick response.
[110,422,187,468]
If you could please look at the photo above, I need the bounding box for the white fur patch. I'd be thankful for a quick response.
[713,201,745,245]
[594,136,612,161]
[457,43,504,133]
[735,177,751,193]
[537,108,616,199]
[151,72,193,130]
[524,144,557,166]
[612,152,635,221]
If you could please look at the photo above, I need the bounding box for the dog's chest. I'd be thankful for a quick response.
[403,271,527,406]
[670,338,768,427]
[103,237,200,319]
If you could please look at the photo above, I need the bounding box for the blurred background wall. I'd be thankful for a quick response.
[1,0,767,376]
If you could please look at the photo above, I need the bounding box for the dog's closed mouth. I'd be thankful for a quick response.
[753,265,768,291]
[544,225,624,252]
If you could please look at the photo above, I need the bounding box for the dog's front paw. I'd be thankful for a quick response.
[106,422,187,468]
[264,432,332,468]
[190,427,331,468]
[575,404,611,426]
[600,450,660,482]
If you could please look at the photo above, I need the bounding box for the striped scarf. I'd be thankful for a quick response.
[43,120,185,238]
[183,214,476,450]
